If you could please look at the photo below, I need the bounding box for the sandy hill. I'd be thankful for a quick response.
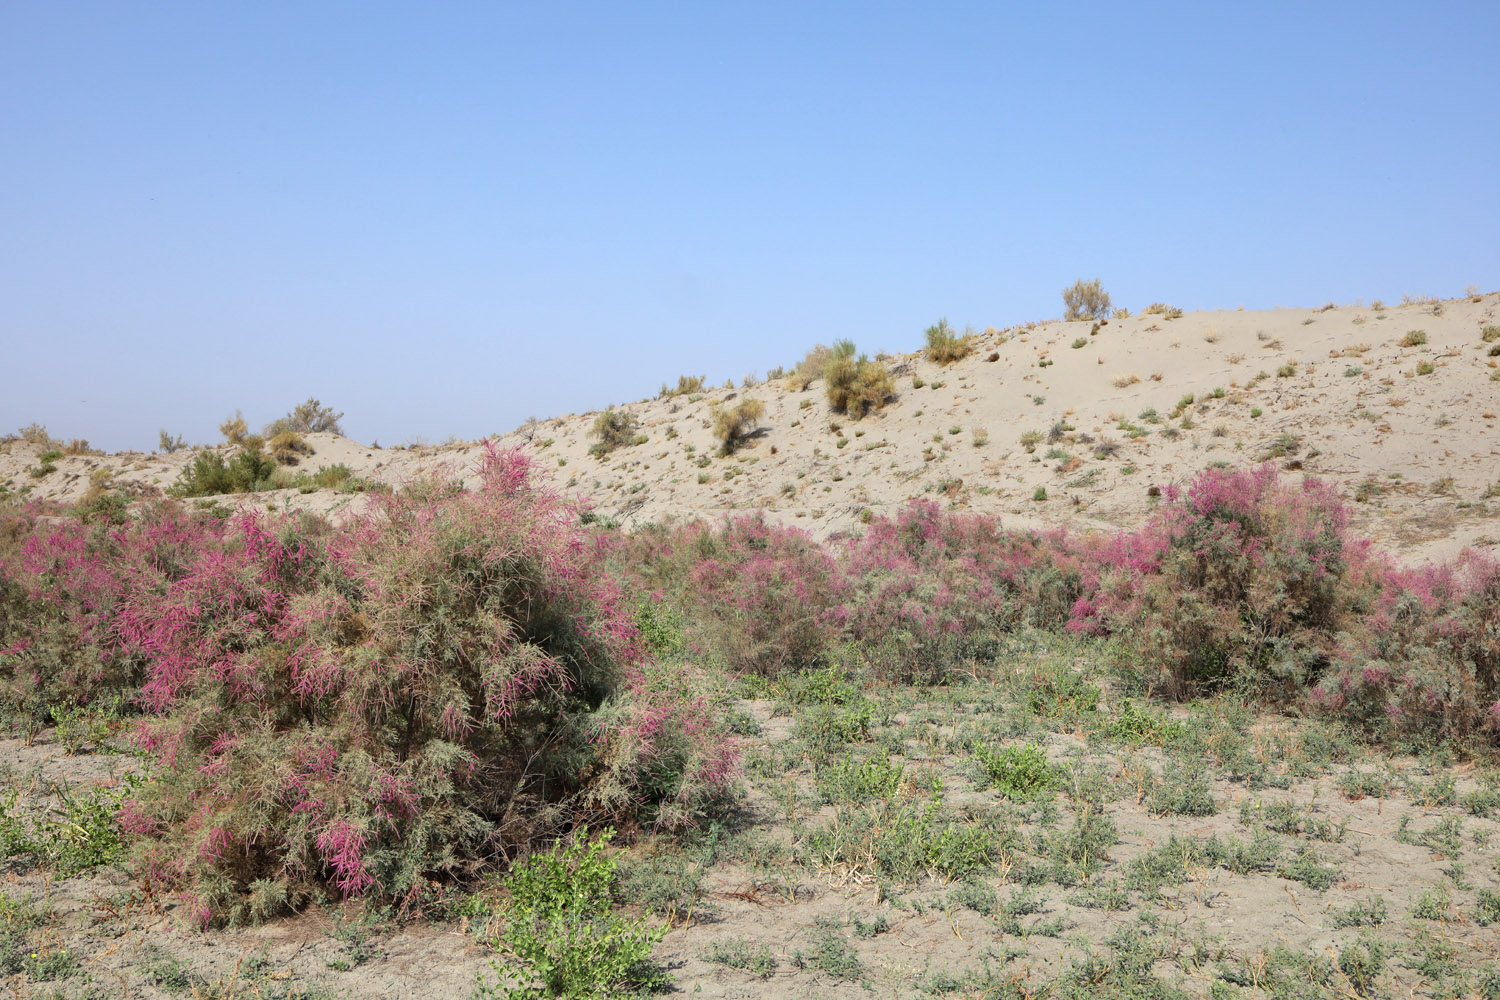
[4,292,1498,564]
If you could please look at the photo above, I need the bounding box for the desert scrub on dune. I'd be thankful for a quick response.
[268,430,313,465]
[169,447,279,497]
[589,407,641,456]
[822,341,895,419]
[658,374,705,399]
[1062,278,1111,321]
[262,397,345,437]
[786,341,895,418]
[709,398,765,456]
[1141,302,1184,320]
[924,318,973,365]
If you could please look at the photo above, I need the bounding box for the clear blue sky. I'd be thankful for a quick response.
[3,2,1497,450]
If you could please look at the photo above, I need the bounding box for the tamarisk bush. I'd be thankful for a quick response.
[610,464,1500,747]
[2,448,738,924]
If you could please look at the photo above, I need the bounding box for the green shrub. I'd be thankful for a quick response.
[973,742,1060,800]
[1399,329,1428,347]
[477,827,668,999]
[589,408,640,456]
[1417,360,1435,375]
[169,448,279,497]
[924,318,973,365]
[158,429,188,453]
[1062,279,1112,322]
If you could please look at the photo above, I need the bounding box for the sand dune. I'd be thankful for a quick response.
[4,292,1497,563]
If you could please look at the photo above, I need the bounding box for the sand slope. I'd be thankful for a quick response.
[4,293,1497,563]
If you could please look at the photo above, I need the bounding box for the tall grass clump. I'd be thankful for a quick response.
[658,375,706,399]
[924,319,973,365]
[1062,279,1111,322]
[822,341,895,420]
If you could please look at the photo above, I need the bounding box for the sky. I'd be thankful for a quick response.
[3,2,1498,451]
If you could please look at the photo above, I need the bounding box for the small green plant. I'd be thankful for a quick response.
[793,918,865,982]
[1276,363,1296,377]
[1250,407,1263,418]
[1329,896,1388,929]
[1020,430,1043,452]
[1411,885,1453,921]
[477,826,667,999]
[973,742,1060,801]
[1071,337,1089,349]
[1399,329,1428,347]
[1417,360,1435,375]
[1033,486,1048,501]
[158,429,188,453]
[703,938,776,979]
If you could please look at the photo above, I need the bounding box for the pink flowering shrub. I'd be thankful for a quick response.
[611,464,1499,745]
[2,449,739,924]
[618,515,847,676]
[0,498,219,722]
[1074,465,1362,698]
[839,502,1082,681]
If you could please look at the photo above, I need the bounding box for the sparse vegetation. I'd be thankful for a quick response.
[263,397,345,437]
[659,375,706,398]
[821,341,895,419]
[1062,278,1112,321]
[7,312,1500,997]
[923,318,973,364]
[590,407,642,455]
[710,398,765,455]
